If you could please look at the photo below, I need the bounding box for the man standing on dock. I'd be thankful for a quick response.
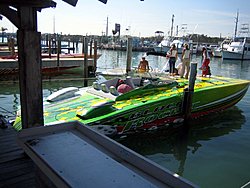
[138,56,150,72]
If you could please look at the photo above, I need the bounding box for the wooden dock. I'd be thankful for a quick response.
[0,124,35,188]
[0,122,199,188]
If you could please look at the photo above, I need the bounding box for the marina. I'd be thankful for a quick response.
[1,49,250,188]
[1,1,250,188]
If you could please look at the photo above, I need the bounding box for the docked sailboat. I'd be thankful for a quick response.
[13,73,249,136]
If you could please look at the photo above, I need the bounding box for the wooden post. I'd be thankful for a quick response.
[18,31,44,129]
[68,40,70,54]
[182,62,197,127]
[57,40,61,72]
[17,6,43,129]
[73,40,75,53]
[76,37,78,52]
[126,37,133,73]
[94,40,97,73]
[84,37,89,87]
[90,40,93,58]
[10,38,15,59]
[49,38,52,58]
[82,36,84,54]
[46,34,48,47]
[242,37,246,60]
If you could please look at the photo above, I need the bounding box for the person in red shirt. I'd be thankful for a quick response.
[117,80,132,94]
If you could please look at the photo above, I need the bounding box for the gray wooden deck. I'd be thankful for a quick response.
[0,125,35,188]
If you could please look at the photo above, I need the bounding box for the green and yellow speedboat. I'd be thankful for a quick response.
[13,74,249,135]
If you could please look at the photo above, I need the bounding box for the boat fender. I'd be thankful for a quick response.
[47,87,79,102]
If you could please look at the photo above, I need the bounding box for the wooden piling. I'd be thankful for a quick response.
[57,40,61,72]
[182,62,197,127]
[68,40,70,54]
[75,37,78,51]
[10,38,15,59]
[82,36,84,53]
[94,40,97,73]
[18,30,44,129]
[126,37,133,73]
[49,38,52,58]
[84,37,89,87]
[90,40,93,58]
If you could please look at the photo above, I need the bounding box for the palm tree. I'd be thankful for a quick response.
[1,27,8,43]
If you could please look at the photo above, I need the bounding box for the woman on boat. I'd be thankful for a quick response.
[181,43,191,79]
[138,57,149,72]
[200,47,210,77]
[166,44,178,77]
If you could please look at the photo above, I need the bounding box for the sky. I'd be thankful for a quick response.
[1,0,250,38]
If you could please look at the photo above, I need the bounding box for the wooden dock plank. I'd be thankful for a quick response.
[0,125,35,188]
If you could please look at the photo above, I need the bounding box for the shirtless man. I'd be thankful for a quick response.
[138,57,149,72]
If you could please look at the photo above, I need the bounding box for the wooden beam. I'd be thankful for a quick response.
[0,5,20,28]
[18,30,43,129]
[0,0,56,8]
[17,6,43,129]
[98,0,107,4]
[62,0,78,7]
[19,6,37,30]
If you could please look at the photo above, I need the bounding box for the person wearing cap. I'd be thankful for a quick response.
[117,80,133,94]
[138,56,149,72]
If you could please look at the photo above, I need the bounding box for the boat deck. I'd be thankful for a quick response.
[0,124,35,188]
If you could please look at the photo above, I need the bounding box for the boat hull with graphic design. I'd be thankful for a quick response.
[13,75,250,135]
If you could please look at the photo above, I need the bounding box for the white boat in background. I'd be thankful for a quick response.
[221,37,250,60]
[212,38,233,57]
[155,37,194,54]
[153,36,172,53]
[169,39,194,54]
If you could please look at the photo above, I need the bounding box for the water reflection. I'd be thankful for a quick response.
[115,106,245,176]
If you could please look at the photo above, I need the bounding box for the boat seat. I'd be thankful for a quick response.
[132,78,142,87]
[93,82,101,90]
[109,86,119,96]
[101,84,109,93]
[126,76,135,89]
[101,77,120,89]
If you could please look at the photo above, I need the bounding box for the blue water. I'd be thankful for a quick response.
[1,48,250,188]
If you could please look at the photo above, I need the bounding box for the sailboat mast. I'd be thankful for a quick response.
[171,14,174,37]
[234,9,239,38]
